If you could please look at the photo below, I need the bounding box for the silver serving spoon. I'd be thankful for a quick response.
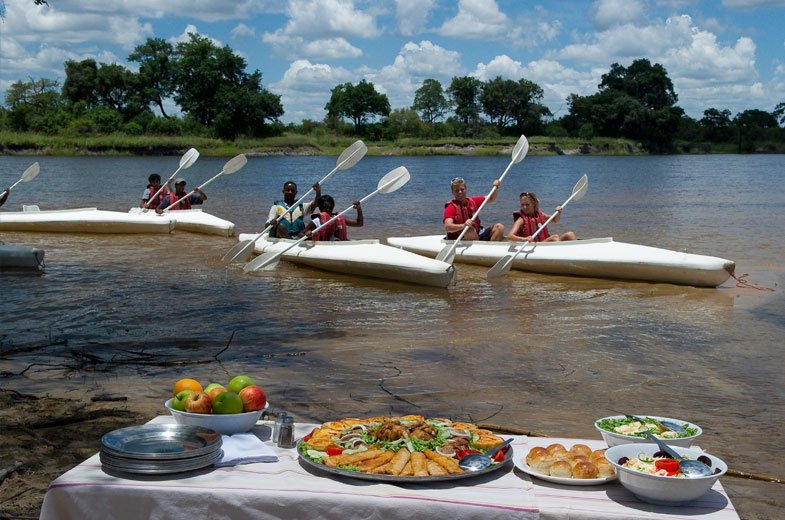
[458,438,513,472]
[642,431,713,477]
[614,411,687,435]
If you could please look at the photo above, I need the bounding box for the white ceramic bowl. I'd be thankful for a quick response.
[164,399,268,435]
[605,443,726,505]
[595,415,702,447]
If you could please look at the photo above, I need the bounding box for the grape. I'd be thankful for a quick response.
[618,456,629,465]
[697,455,712,467]
[653,450,673,459]
[714,468,722,474]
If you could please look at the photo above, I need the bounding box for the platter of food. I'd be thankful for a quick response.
[297,415,513,482]
[513,443,617,486]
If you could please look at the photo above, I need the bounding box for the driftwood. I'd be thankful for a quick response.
[0,461,24,484]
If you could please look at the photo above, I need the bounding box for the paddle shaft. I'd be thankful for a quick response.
[161,170,224,211]
[143,149,198,210]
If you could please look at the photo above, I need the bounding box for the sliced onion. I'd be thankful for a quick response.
[448,428,471,437]
[348,424,367,432]
[436,445,456,457]
[340,433,362,442]
[350,439,367,448]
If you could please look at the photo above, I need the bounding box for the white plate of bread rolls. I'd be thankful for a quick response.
[514,442,617,485]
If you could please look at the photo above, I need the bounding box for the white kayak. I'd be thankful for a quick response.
[0,243,45,271]
[0,206,173,234]
[386,235,735,287]
[238,233,455,288]
[128,208,235,236]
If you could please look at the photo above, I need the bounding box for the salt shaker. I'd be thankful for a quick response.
[277,415,295,448]
[273,410,287,443]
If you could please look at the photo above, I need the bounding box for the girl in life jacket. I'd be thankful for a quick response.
[508,191,577,242]
[304,195,363,241]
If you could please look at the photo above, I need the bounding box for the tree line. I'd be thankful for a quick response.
[2,34,783,152]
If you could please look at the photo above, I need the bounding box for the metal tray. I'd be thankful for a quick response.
[298,445,514,483]
[101,424,222,460]
[100,449,222,475]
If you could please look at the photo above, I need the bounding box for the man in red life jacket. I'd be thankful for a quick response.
[508,191,576,242]
[304,195,363,241]
[156,178,206,213]
[443,177,505,241]
[140,173,170,209]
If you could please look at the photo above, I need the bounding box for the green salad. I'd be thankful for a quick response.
[597,417,698,439]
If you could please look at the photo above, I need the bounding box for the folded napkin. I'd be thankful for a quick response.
[214,433,279,467]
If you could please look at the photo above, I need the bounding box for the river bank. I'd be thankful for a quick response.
[4,130,778,157]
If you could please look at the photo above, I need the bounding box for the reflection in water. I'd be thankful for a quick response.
[1,154,784,516]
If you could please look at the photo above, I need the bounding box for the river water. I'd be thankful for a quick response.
[1,153,784,518]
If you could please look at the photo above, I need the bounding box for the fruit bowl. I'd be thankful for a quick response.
[164,399,269,435]
[595,415,702,447]
[605,443,727,505]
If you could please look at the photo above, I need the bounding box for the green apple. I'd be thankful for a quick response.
[171,390,193,411]
[212,391,244,414]
[204,383,227,400]
[227,375,255,394]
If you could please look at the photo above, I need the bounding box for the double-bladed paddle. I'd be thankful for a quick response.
[435,135,529,264]
[222,140,367,264]
[486,174,588,279]
[140,148,200,211]
[1,162,40,199]
[161,154,247,212]
[243,166,410,273]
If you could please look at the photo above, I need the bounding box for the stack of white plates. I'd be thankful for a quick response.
[100,423,223,475]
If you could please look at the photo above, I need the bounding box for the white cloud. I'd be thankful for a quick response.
[263,31,362,60]
[594,0,647,29]
[33,0,279,23]
[394,0,435,36]
[270,59,354,122]
[230,24,257,39]
[437,0,510,39]
[168,25,223,47]
[280,0,379,38]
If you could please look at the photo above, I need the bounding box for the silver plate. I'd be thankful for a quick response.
[100,448,222,471]
[101,424,222,460]
[100,449,223,475]
[298,445,514,483]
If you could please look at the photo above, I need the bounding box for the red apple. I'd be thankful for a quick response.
[184,391,213,414]
[204,383,227,401]
[238,385,266,412]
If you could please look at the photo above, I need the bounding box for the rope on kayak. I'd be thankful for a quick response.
[484,423,784,484]
[732,273,775,291]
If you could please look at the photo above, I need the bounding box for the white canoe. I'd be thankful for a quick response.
[128,208,235,236]
[238,233,455,288]
[0,243,45,271]
[386,235,735,287]
[0,206,173,234]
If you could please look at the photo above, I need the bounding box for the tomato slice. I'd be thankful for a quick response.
[326,445,344,456]
[455,449,481,459]
[655,458,680,475]
[492,446,508,462]
[303,428,318,443]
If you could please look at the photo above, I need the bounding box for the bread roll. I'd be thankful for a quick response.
[589,449,606,463]
[528,450,554,474]
[569,443,592,458]
[569,455,590,468]
[526,447,548,466]
[545,443,567,454]
[572,461,599,479]
[595,458,615,478]
[549,460,573,478]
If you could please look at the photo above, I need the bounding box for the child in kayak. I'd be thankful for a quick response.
[508,191,576,242]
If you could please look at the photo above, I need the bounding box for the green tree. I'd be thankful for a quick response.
[412,79,449,124]
[324,80,390,132]
[774,102,785,126]
[62,59,99,107]
[480,76,550,135]
[95,63,145,120]
[4,78,66,133]
[172,33,283,138]
[447,76,482,135]
[128,38,176,118]
[699,108,733,142]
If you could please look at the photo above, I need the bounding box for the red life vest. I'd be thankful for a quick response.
[445,197,481,239]
[312,211,348,241]
[165,192,192,211]
[512,209,550,241]
[144,186,169,209]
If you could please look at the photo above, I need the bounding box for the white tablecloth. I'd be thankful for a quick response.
[39,418,739,520]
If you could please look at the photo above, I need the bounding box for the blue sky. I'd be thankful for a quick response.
[1,0,784,124]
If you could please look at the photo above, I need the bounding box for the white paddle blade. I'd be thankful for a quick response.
[223,154,248,174]
[378,166,410,193]
[337,140,367,169]
[180,148,200,169]
[511,135,529,164]
[243,251,280,272]
[22,162,40,182]
[487,253,516,279]
[223,239,254,263]
[436,246,456,264]
[572,174,589,200]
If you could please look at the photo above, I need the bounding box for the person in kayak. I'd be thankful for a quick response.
[139,173,170,209]
[156,178,206,212]
[508,191,576,242]
[266,181,321,238]
[443,177,505,241]
[304,195,363,241]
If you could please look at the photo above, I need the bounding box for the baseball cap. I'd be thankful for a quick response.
[174,178,186,185]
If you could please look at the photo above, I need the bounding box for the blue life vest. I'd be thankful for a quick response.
[273,200,306,237]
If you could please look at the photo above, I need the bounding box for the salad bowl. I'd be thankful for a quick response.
[595,415,702,447]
